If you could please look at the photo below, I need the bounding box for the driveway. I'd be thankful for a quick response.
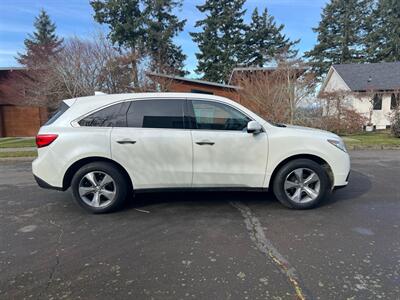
[0,151,399,299]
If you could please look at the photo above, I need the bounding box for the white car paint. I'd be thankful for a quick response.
[191,129,268,187]
[32,93,350,192]
[111,126,193,189]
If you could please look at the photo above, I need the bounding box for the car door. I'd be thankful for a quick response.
[110,98,193,189]
[189,99,269,188]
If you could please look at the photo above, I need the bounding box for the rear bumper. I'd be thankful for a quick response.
[32,154,65,189]
[33,174,64,191]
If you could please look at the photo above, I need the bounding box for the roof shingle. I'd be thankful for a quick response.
[333,62,400,92]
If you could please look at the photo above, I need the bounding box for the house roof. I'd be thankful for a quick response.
[0,67,26,71]
[332,62,400,92]
[147,72,240,90]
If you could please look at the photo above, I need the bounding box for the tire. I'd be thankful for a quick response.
[272,159,331,209]
[71,162,129,214]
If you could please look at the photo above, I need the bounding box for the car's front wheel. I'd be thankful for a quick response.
[71,162,129,213]
[272,159,331,209]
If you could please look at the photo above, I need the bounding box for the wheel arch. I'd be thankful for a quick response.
[268,154,334,191]
[62,156,133,191]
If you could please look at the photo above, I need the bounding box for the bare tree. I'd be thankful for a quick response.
[318,91,367,134]
[279,59,315,124]
[389,93,400,137]
[52,34,136,99]
[235,58,314,124]
[391,111,400,137]
[355,89,381,128]
[3,33,155,110]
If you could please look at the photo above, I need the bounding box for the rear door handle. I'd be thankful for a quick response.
[196,141,215,146]
[117,140,136,145]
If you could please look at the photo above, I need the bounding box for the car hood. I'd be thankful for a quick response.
[279,124,340,139]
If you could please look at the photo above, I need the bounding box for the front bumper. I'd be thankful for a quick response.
[333,171,350,190]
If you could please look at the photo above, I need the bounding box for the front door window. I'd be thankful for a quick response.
[191,100,251,131]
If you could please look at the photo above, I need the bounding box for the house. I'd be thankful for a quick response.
[320,62,400,130]
[0,67,48,137]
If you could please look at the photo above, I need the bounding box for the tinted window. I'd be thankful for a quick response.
[191,100,251,131]
[79,102,130,127]
[373,94,382,110]
[127,99,185,129]
[45,102,69,125]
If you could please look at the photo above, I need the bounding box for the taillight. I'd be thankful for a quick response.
[36,134,58,148]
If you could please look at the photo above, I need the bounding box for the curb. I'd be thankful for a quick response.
[0,147,37,152]
[347,145,400,150]
[0,157,36,162]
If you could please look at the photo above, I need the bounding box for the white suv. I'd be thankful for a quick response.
[32,93,350,213]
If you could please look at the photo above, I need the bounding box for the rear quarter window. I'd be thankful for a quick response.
[79,102,130,127]
[44,102,70,125]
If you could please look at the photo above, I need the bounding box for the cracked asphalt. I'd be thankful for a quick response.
[0,150,399,300]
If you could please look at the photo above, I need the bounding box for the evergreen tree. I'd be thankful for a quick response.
[91,0,146,87]
[143,0,187,75]
[17,9,63,68]
[304,0,371,78]
[366,0,400,62]
[91,0,145,51]
[91,0,187,81]
[241,8,299,67]
[190,0,246,83]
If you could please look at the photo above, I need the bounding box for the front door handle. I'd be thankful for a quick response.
[117,140,136,145]
[196,141,215,146]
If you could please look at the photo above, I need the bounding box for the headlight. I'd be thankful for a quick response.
[328,139,347,153]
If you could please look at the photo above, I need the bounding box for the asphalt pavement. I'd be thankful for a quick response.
[0,150,399,300]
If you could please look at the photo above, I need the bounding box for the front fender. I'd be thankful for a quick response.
[264,135,350,188]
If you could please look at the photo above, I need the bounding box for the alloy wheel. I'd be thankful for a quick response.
[78,171,116,208]
[284,168,321,204]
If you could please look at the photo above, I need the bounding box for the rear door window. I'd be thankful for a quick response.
[79,102,130,127]
[126,99,185,129]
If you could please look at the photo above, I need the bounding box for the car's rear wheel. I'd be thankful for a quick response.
[272,159,331,209]
[71,162,129,213]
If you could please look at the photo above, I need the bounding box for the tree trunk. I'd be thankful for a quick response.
[130,49,139,90]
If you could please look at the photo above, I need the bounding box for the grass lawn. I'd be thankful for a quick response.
[342,131,400,148]
[0,137,36,148]
[0,150,37,158]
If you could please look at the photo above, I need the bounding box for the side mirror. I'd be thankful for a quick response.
[247,121,262,134]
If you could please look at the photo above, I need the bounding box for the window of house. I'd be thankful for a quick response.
[126,99,185,129]
[191,100,251,131]
[372,94,382,110]
[79,102,130,127]
[391,93,399,110]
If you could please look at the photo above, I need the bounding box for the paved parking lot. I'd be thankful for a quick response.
[0,150,399,300]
